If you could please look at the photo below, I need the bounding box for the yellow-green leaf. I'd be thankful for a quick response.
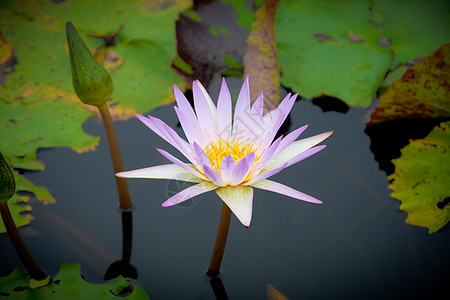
[389,121,450,234]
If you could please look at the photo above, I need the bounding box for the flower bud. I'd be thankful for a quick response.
[66,21,113,107]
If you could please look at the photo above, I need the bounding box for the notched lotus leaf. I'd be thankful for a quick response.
[276,0,394,107]
[0,263,150,299]
[389,121,450,234]
[0,171,56,233]
[369,43,450,125]
[276,0,450,107]
[243,0,280,112]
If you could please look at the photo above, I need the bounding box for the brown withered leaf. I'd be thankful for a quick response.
[244,0,280,112]
[368,43,450,125]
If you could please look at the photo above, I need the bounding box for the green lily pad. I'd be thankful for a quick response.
[0,0,188,228]
[243,0,280,111]
[389,121,450,234]
[0,171,56,233]
[276,0,450,107]
[0,263,150,299]
[369,43,450,125]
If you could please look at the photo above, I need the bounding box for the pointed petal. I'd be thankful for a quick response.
[203,165,226,186]
[135,113,162,136]
[232,77,252,140]
[142,115,192,160]
[233,76,251,125]
[162,181,217,207]
[220,154,235,184]
[245,163,288,185]
[116,164,202,183]
[217,78,232,140]
[174,84,197,122]
[250,91,264,117]
[248,91,265,137]
[156,148,205,179]
[274,125,308,157]
[193,142,211,168]
[251,179,322,204]
[264,131,333,171]
[193,80,218,140]
[259,94,297,150]
[285,145,327,167]
[195,79,218,123]
[255,135,283,171]
[174,106,203,145]
[216,186,254,227]
[230,152,255,185]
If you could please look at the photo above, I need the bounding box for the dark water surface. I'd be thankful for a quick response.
[1,82,449,299]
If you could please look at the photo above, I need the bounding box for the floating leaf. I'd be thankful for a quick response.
[373,0,450,65]
[173,0,253,85]
[0,0,189,166]
[243,0,280,111]
[389,121,450,234]
[276,0,450,107]
[0,263,150,299]
[0,97,99,170]
[276,0,394,107]
[0,171,56,233]
[369,43,450,125]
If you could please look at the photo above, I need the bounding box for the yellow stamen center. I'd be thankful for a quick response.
[203,139,259,173]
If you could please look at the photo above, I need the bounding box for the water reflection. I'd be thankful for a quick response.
[104,210,137,280]
[210,277,229,300]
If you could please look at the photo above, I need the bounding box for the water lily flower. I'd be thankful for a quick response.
[117,78,333,227]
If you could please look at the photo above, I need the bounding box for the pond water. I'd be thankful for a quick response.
[1,78,449,299]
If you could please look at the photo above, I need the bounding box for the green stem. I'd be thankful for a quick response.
[207,202,232,277]
[97,103,132,210]
[0,202,46,280]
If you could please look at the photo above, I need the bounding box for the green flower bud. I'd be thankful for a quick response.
[66,22,113,107]
[0,152,15,203]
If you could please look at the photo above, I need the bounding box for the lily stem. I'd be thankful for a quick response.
[97,103,132,210]
[0,202,46,280]
[207,202,232,277]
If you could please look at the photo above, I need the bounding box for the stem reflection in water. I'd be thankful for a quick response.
[104,210,137,280]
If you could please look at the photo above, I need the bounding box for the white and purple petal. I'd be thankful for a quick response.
[216,186,254,227]
[251,179,322,204]
[203,165,226,186]
[230,152,255,185]
[156,148,205,179]
[220,154,235,184]
[264,131,333,171]
[217,78,232,140]
[116,164,202,183]
[162,181,217,207]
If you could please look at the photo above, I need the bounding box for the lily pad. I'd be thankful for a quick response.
[0,263,150,299]
[0,171,56,233]
[276,0,450,107]
[368,43,450,125]
[389,121,450,234]
[172,0,253,85]
[243,0,280,111]
[0,0,188,228]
